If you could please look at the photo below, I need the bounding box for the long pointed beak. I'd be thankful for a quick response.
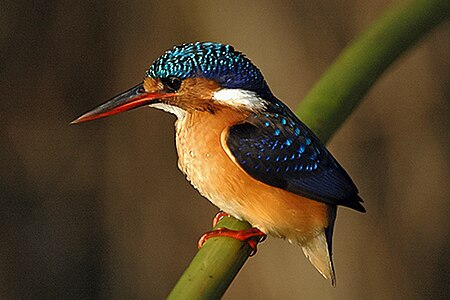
[71,82,175,124]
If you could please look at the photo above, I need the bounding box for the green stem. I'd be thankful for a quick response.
[168,0,449,299]
[168,216,253,299]
[297,0,450,141]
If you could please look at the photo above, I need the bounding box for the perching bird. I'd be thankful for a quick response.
[72,42,365,285]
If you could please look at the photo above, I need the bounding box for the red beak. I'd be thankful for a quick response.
[71,82,175,124]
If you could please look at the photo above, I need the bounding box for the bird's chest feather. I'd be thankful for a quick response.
[173,108,328,241]
[175,109,246,201]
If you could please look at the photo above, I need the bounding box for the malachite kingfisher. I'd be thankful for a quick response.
[72,42,365,285]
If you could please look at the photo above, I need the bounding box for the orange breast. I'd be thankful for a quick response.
[175,107,328,244]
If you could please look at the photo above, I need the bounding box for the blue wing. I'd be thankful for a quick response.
[225,105,365,212]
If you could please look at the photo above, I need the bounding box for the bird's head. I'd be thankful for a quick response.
[72,42,273,124]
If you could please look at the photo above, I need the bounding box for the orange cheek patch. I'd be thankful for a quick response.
[181,78,220,99]
[143,77,162,92]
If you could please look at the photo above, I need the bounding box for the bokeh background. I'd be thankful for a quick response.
[1,0,448,299]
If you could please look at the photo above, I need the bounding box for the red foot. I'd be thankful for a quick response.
[212,211,229,228]
[198,227,267,256]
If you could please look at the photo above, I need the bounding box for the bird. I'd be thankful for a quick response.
[72,42,365,285]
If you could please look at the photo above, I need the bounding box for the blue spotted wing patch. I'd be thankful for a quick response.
[225,109,365,212]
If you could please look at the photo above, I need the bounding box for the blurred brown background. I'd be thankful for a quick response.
[1,0,448,299]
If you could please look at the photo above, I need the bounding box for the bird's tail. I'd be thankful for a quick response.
[302,205,337,286]
[302,231,336,286]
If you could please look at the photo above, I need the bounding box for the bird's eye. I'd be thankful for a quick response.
[162,77,182,92]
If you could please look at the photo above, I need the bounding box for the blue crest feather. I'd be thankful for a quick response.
[147,42,270,95]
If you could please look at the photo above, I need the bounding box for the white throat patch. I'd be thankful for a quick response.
[212,88,267,111]
[150,103,186,120]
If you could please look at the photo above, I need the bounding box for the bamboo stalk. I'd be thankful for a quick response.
[296,0,450,141]
[168,0,450,299]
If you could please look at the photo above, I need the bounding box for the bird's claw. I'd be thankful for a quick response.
[198,227,267,256]
[212,211,229,228]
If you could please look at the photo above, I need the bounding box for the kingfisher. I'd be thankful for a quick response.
[72,42,365,285]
